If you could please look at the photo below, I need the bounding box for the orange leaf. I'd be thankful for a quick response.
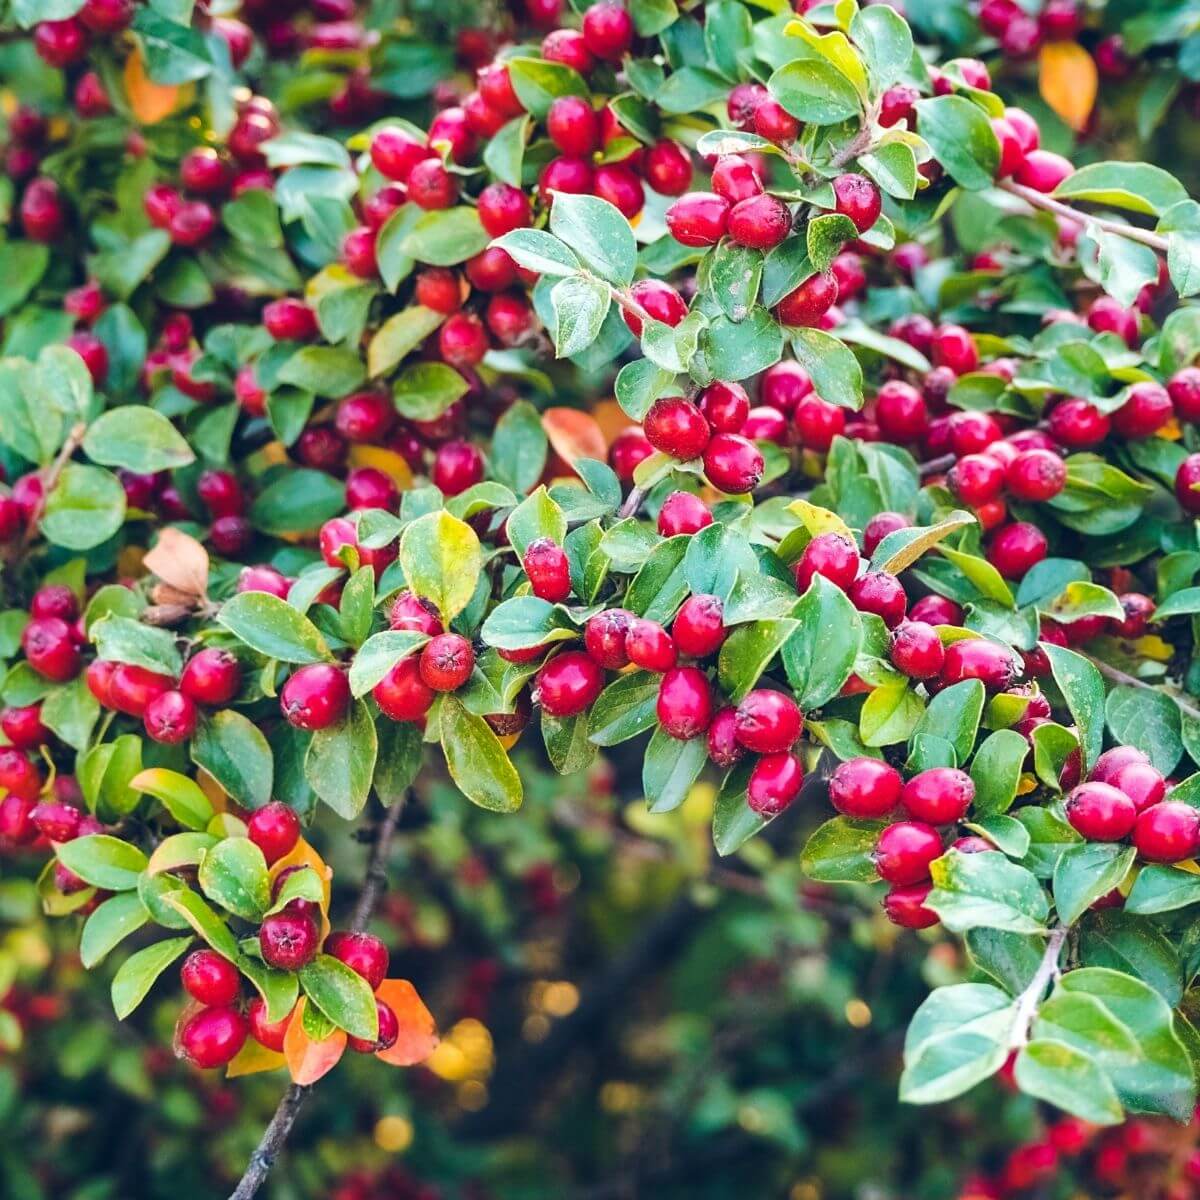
[1039,41,1097,133]
[374,980,439,1067]
[123,48,188,125]
[226,1039,287,1078]
[283,999,347,1084]
[591,398,635,444]
[542,407,607,470]
[269,837,334,939]
[143,527,210,600]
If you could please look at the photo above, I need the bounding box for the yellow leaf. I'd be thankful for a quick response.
[226,1039,287,1078]
[785,497,853,540]
[1132,634,1175,662]
[347,443,414,490]
[123,48,189,124]
[1038,41,1097,133]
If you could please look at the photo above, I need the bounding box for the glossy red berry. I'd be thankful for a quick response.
[390,591,444,636]
[1048,398,1110,449]
[179,1006,248,1069]
[542,28,594,74]
[931,324,979,374]
[369,127,429,182]
[181,949,240,1007]
[832,173,881,233]
[432,440,485,495]
[523,538,572,603]
[792,395,846,452]
[1112,382,1172,439]
[623,279,688,337]
[753,98,800,143]
[672,595,726,659]
[537,651,604,717]
[1133,801,1200,863]
[793,532,858,594]
[644,139,693,195]
[727,193,792,251]
[665,192,730,247]
[949,453,1006,506]
[1112,762,1166,812]
[1015,149,1073,192]
[848,572,908,628]
[703,434,763,494]
[280,664,350,730]
[348,998,400,1054]
[941,639,1017,690]
[863,512,909,557]
[247,803,301,866]
[657,491,712,536]
[734,689,802,754]
[644,396,711,461]
[1065,782,1137,841]
[748,751,804,816]
[1176,454,1200,514]
[989,521,1048,579]
[910,595,963,626]
[144,690,197,744]
[625,618,677,672]
[874,381,928,442]
[776,271,838,327]
[419,634,475,692]
[883,882,939,929]
[829,757,903,819]
[477,182,532,238]
[1,704,49,750]
[581,1,634,60]
[585,609,634,670]
[259,911,319,971]
[21,617,81,681]
[325,931,389,991]
[248,997,292,1052]
[890,621,946,680]
[901,768,975,825]
[656,666,712,739]
[1007,449,1066,501]
[374,657,435,722]
[875,821,943,885]
[706,706,743,768]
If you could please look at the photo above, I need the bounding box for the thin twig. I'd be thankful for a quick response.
[919,452,955,479]
[22,421,86,549]
[617,485,645,519]
[1010,925,1066,1050]
[1085,654,1200,725]
[226,790,410,1200]
[998,181,1169,255]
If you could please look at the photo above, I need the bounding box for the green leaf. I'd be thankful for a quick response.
[860,679,925,747]
[548,194,637,289]
[939,546,1014,608]
[1126,865,1200,915]
[707,241,763,322]
[506,56,589,119]
[491,399,549,495]
[79,734,144,820]
[1054,162,1187,217]
[41,464,126,551]
[250,468,346,536]
[970,730,1028,816]
[588,671,661,746]
[1053,843,1135,926]
[493,229,581,279]
[266,867,324,918]
[40,675,99,752]
[900,983,1015,1104]
[147,833,215,876]
[625,536,691,624]
[655,66,731,114]
[91,615,182,676]
[132,768,214,831]
[717,619,798,703]
[551,274,611,357]
[375,203,422,291]
[801,817,884,883]
[1015,1039,1124,1125]
[80,893,149,969]
[696,307,784,381]
[57,835,148,891]
[480,596,577,651]
[966,928,1045,995]
[768,59,863,125]
[218,592,331,664]
[781,575,862,708]
[0,242,48,316]
[82,406,194,474]
[299,955,378,1041]
[927,849,1050,934]
[398,510,483,622]
[712,763,768,856]
[483,115,529,188]
[913,96,1000,191]
[914,679,985,765]
[399,208,489,267]
[807,214,858,273]
[306,701,377,820]
[789,328,864,410]
[1080,912,1183,1007]
[643,725,708,814]
[1015,805,1083,878]
[441,696,522,812]
[191,710,273,810]
[859,142,919,201]
[1105,684,1183,776]
[1043,643,1106,773]
[276,345,366,398]
[198,837,270,921]
[238,956,300,1025]
[851,4,915,92]
[1084,225,1161,307]
[542,711,596,775]
[392,362,469,423]
[161,888,240,960]
[367,306,444,377]
[111,937,193,1020]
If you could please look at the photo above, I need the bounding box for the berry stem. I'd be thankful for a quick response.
[226,788,410,1200]
[918,452,956,478]
[618,484,646,519]
[1010,924,1067,1050]
[609,283,653,327]
[997,180,1169,255]
[1084,653,1200,725]
[22,420,87,550]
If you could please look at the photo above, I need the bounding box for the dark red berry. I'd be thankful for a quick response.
[325,930,389,990]
[259,911,319,971]
[419,634,475,692]
[537,652,604,717]
[748,751,804,815]
[247,802,301,866]
[280,664,350,730]
[180,1006,248,1069]
[524,538,572,603]
[734,689,802,754]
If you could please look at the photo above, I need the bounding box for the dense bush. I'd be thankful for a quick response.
[6,1,1200,1197]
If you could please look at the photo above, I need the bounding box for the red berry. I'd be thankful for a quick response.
[747,751,804,815]
[883,882,939,928]
[665,192,731,247]
[581,0,633,60]
[753,98,800,143]
[1049,397,1110,449]
[348,997,400,1054]
[538,156,595,202]
[625,618,677,672]
[247,802,301,866]
[370,127,429,182]
[1,704,50,750]
[374,657,435,722]
[248,996,292,1052]
[542,28,594,73]
[890,621,945,680]
[438,314,489,369]
[931,324,979,374]
[1112,382,1172,439]
[832,173,881,234]
[672,595,725,659]
[1111,593,1155,639]
[656,666,712,739]
[703,433,763,493]
[390,591,444,636]
[657,491,712,536]
[704,706,742,767]
[280,664,350,730]
[262,298,318,341]
[910,595,963,625]
[1015,149,1073,192]
[643,396,711,461]
[144,690,197,744]
[941,639,1017,690]
[875,821,943,885]
[794,532,859,593]
[792,395,845,452]
[1007,449,1066,501]
[537,651,604,717]
[341,226,378,277]
[623,279,688,337]
[20,177,66,241]
[1087,295,1139,346]
[180,1006,248,1069]
[901,767,975,825]
[1065,782,1137,841]
[79,0,134,33]
[30,800,81,843]
[1134,801,1200,863]
[34,18,88,68]
[776,271,838,327]
[644,139,693,195]
[585,609,634,669]
[848,572,908,628]
[546,95,600,157]
[949,453,1006,506]
[711,155,763,204]
[407,158,458,210]
[1177,454,1200,514]
[1112,761,1166,812]
[259,911,319,971]
[879,84,919,128]
[477,182,531,238]
[829,757,903,819]
[432,440,485,495]
[989,522,1047,579]
[21,617,81,681]
[1169,367,1200,421]
[697,382,749,433]
[727,193,792,250]
[181,949,240,1007]
[863,512,909,557]
[522,539,572,603]
[325,930,389,991]
[419,634,475,692]
[734,689,802,754]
